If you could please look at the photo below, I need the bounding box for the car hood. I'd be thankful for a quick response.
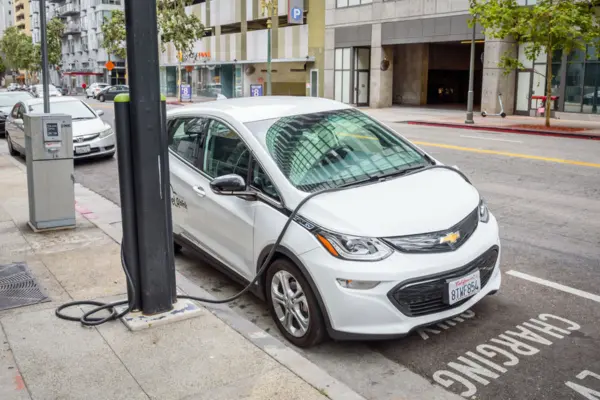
[72,118,107,137]
[0,106,12,115]
[298,168,481,237]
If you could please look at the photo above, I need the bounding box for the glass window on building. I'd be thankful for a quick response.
[334,48,351,104]
[337,0,372,7]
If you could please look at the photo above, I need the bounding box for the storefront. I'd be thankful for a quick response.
[160,63,246,99]
[515,43,600,116]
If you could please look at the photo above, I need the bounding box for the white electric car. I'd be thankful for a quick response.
[168,97,501,347]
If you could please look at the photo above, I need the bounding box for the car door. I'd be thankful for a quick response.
[195,118,255,279]
[106,87,118,100]
[7,103,26,152]
[168,116,209,247]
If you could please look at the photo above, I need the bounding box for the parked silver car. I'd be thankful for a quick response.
[5,97,116,160]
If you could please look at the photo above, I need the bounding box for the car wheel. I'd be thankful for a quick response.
[6,133,18,156]
[266,258,326,348]
[98,95,105,102]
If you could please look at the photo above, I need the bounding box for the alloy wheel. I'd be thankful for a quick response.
[270,270,310,337]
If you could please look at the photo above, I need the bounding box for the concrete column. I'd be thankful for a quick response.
[324,27,335,99]
[481,37,517,115]
[369,23,393,108]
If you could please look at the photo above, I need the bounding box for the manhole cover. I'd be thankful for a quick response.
[0,263,49,311]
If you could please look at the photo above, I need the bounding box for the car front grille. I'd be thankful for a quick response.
[384,208,479,253]
[388,246,499,317]
[73,133,100,143]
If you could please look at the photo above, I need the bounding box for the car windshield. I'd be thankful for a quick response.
[28,100,96,120]
[0,93,32,107]
[245,108,429,193]
[34,84,58,92]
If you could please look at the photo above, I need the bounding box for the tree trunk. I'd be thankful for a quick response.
[545,49,552,128]
[178,61,182,102]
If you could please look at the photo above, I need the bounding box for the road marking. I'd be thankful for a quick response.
[460,134,523,143]
[506,270,600,303]
[412,141,600,168]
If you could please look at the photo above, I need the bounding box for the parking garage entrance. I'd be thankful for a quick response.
[391,41,484,108]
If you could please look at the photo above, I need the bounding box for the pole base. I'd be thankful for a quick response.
[464,120,475,125]
[117,299,203,332]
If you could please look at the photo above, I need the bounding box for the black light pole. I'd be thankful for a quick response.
[119,0,176,315]
[465,7,477,124]
[39,0,50,113]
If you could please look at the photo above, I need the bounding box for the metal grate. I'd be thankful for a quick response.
[388,246,499,317]
[0,263,49,311]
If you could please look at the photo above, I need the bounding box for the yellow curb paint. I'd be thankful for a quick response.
[412,141,600,169]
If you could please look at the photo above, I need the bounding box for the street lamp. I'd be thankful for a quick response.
[465,3,477,124]
[261,0,278,96]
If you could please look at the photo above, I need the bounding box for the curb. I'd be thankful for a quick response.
[72,186,365,400]
[405,120,600,141]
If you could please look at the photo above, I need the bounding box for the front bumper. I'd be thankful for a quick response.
[73,133,116,159]
[298,213,501,339]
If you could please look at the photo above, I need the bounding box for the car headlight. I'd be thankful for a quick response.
[315,229,392,261]
[479,198,490,223]
[99,127,113,138]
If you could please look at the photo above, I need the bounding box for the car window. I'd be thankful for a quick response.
[203,120,250,180]
[251,160,280,202]
[28,100,96,120]
[10,104,20,119]
[108,87,116,92]
[168,117,207,168]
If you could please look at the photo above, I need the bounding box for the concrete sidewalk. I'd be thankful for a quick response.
[0,148,363,399]
[363,106,600,139]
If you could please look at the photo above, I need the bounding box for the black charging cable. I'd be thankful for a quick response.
[55,164,470,326]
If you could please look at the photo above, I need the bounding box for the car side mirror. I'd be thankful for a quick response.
[96,110,104,116]
[210,174,250,195]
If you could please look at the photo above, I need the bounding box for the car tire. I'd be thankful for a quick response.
[98,95,105,102]
[266,258,327,348]
[6,133,18,156]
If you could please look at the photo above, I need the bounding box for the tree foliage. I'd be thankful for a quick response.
[101,10,127,60]
[471,0,600,126]
[157,0,205,60]
[46,18,65,67]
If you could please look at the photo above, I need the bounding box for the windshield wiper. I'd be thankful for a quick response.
[338,164,428,189]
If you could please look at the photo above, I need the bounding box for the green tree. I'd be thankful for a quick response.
[0,27,26,70]
[101,10,127,60]
[471,0,600,127]
[47,18,65,67]
[157,0,205,100]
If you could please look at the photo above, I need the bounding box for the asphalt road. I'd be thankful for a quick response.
[27,98,600,399]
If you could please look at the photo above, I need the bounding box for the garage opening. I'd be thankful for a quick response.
[427,42,484,106]
[392,41,484,108]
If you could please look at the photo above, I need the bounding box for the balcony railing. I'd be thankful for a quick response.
[56,3,80,17]
[63,23,81,35]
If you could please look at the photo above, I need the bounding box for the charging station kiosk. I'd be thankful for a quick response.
[24,114,76,232]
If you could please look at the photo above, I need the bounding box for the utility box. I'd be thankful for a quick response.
[24,114,76,232]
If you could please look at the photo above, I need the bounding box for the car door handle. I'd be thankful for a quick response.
[192,186,205,197]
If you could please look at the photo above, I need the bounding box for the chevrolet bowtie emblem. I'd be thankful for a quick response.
[440,231,461,245]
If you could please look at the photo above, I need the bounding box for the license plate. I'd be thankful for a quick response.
[75,145,91,154]
[444,270,481,305]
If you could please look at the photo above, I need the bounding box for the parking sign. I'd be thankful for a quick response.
[288,0,303,24]
[180,84,191,101]
[250,84,263,97]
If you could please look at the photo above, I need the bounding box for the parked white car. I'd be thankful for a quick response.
[86,82,110,99]
[31,84,62,98]
[167,97,501,347]
[5,96,116,160]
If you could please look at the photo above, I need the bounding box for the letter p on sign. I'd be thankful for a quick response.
[288,0,303,24]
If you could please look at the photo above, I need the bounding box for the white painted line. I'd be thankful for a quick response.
[460,134,523,143]
[506,270,600,303]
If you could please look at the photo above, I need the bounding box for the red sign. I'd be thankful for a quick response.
[105,61,115,71]
[185,65,193,72]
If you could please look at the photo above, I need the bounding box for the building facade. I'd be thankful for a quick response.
[0,0,14,35]
[324,0,600,119]
[35,0,124,90]
[13,0,30,34]
[159,0,325,100]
